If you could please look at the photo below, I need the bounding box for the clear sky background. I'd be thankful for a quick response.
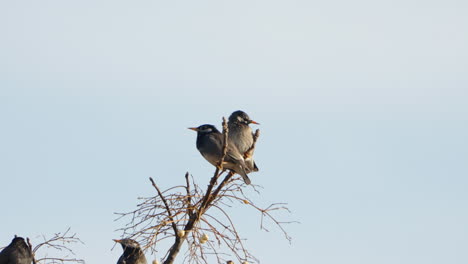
[1,0,467,263]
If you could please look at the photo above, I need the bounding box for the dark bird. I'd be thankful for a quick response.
[0,236,34,264]
[114,239,147,264]
[189,124,252,185]
[228,110,260,173]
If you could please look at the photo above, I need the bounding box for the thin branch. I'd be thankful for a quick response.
[185,172,193,217]
[208,171,235,205]
[30,228,84,264]
[244,129,260,160]
[150,177,179,235]
[198,117,229,216]
[27,238,37,264]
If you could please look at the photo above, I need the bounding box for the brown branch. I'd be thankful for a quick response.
[30,228,84,264]
[198,117,229,215]
[244,129,260,159]
[163,117,230,264]
[36,257,84,264]
[208,171,235,205]
[150,177,178,235]
[220,117,229,168]
[185,172,193,217]
[27,238,37,264]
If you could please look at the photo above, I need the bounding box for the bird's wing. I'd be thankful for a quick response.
[0,247,12,264]
[0,253,9,264]
[117,255,126,264]
[224,145,246,165]
[224,145,252,185]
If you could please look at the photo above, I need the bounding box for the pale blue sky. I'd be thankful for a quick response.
[1,0,467,263]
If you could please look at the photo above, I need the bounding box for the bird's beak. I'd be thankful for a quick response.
[188,127,198,131]
[113,239,121,243]
[250,120,260,125]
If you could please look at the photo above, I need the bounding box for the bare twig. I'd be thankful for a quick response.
[185,172,193,217]
[150,177,179,235]
[31,228,84,264]
[199,117,229,216]
[27,238,37,264]
[244,129,260,160]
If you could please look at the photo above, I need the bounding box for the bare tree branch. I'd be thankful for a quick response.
[30,228,84,264]
[244,129,260,160]
[150,177,179,235]
[185,172,194,218]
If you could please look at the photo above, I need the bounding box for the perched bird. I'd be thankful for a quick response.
[114,239,147,264]
[189,124,252,185]
[228,110,259,173]
[0,236,34,264]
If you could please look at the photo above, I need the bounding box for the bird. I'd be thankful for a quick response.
[189,124,252,185]
[228,110,260,173]
[0,236,34,264]
[114,239,147,264]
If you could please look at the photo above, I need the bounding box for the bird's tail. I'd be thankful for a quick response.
[238,166,251,185]
[253,161,259,172]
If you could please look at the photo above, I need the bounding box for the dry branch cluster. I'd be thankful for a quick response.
[22,228,84,264]
[115,119,294,264]
[31,228,84,264]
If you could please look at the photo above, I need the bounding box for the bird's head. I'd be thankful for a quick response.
[188,124,219,134]
[113,238,141,250]
[229,110,259,125]
[11,236,26,244]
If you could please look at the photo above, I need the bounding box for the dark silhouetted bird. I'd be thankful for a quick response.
[228,110,259,173]
[189,124,252,184]
[114,239,147,264]
[0,236,34,264]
